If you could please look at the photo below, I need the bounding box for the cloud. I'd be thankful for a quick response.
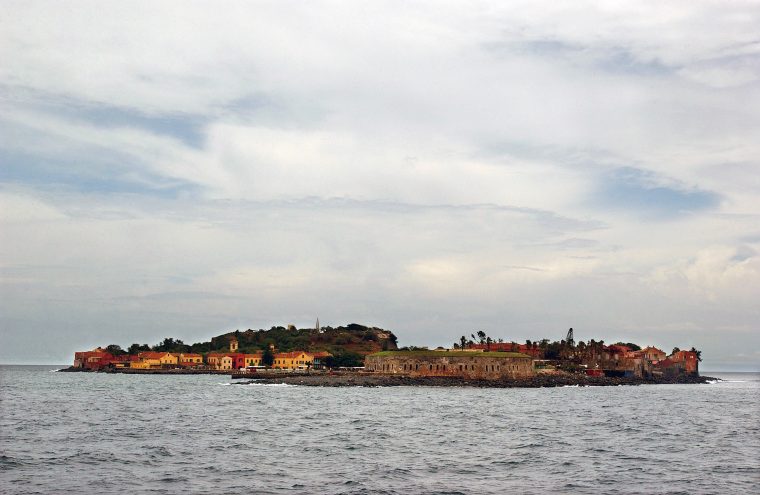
[0,1,759,369]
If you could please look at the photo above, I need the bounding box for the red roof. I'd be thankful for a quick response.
[275,351,312,359]
[138,352,170,360]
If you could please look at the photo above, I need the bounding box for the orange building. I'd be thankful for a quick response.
[670,350,699,374]
[640,346,667,363]
[73,348,114,370]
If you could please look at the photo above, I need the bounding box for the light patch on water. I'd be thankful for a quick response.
[244,382,294,387]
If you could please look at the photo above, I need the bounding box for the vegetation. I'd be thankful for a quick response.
[105,344,126,356]
[103,323,398,366]
[370,350,529,358]
[127,343,150,355]
[261,348,274,367]
[614,342,641,351]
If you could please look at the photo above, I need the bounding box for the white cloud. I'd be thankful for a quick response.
[1,1,759,368]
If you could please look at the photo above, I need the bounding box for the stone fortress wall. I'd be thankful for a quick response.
[365,351,534,380]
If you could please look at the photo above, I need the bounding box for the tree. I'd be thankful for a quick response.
[672,347,681,356]
[476,331,487,344]
[262,348,275,367]
[127,343,150,355]
[460,336,467,350]
[486,336,492,351]
[689,347,703,362]
[614,342,641,351]
[105,344,126,356]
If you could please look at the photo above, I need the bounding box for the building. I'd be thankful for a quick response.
[73,348,114,370]
[639,346,667,363]
[273,351,314,370]
[310,351,332,369]
[137,352,178,368]
[244,352,264,367]
[365,351,534,379]
[470,342,543,358]
[669,350,699,375]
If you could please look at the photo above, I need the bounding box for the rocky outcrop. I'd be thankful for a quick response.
[238,372,715,388]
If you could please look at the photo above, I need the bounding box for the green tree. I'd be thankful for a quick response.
[127,343,150,355]
[672,347,681,356]
[689,347,703,362]
[105,344,126,356]
[460,335,467,349]
[262,348,275,367]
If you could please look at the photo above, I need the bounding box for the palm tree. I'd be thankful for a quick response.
[689,347,702,362]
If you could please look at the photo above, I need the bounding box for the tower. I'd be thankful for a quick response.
[229,337,238,352]
[316,317,320,333]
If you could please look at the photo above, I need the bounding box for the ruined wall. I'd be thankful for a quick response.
[365,353,534,380]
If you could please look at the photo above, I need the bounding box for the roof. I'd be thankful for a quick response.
[642,346,665,353]
[369,350,531,359]
[310,351,332,358]
[181,353,202,358]
[138,352,170,359]
[275,351,313,359]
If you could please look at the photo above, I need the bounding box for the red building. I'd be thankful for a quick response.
[73,348,115,370]
[669,350,699,374]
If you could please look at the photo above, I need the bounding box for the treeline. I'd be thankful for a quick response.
[100,323,397,367]
[451,329,702,361]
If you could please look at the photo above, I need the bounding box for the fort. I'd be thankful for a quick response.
[364,350,534,380]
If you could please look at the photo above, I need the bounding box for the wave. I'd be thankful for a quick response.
[244,382,294,387]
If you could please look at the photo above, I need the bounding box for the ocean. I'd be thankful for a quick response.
[1,366,758,494]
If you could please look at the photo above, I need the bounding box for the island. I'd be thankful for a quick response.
[63,324,712,386]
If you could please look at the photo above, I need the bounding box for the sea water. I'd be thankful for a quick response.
[1,366,758,494]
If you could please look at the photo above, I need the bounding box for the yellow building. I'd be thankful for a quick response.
[137,352,178,368]
[179,353,203,364]
[207,353,234,370]
[219,356,233,370]
[244,353,263,367]
[273,351,314,370]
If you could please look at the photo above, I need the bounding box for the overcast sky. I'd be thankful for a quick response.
[1,1,759,370]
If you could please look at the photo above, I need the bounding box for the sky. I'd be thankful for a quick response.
[1,1,759,370]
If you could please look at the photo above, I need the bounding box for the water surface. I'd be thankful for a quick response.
[1,366,758,494]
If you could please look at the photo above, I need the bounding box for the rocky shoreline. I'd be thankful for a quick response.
[236,372,716,388]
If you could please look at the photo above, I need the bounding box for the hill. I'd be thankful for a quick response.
[194,323,398,366]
